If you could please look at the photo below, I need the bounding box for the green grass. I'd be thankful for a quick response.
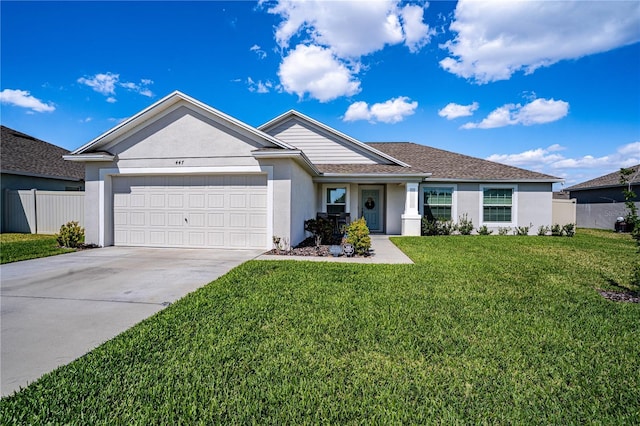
[0,233,75,264]
[1,229,639,423]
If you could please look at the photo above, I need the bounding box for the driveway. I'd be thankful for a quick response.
[0,246,263,397]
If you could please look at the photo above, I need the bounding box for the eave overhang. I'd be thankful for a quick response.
[63,153,115,162]
[252,149,320,176]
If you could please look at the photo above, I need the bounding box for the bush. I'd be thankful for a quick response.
[514,223,532,236]
[457,214,474,235]
[562,223,576,237]
[421,218,455,236]
[56,221,85,248]
[304,218,334,244]
[537,225,550,236]
[477,225,493,235]
[551,224,563,237]
[497,227,511,236]
[345,217,371,256]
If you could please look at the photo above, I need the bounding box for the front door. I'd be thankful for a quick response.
[360,187,383,232]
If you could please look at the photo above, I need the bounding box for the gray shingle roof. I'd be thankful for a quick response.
[566,164,640,191]
[367,142,561,181]
[315,163,423,175]
[1,125,84,181]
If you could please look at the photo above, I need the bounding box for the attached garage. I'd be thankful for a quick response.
[112,174,268,249]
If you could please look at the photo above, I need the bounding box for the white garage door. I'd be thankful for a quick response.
[113,174,268,249]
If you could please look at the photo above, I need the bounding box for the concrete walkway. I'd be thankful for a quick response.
[257,235,414,264]
[1,246,263,398]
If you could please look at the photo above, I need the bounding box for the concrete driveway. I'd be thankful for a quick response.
[1,246,263,397]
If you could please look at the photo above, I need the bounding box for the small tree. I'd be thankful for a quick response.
[620,167,639,233]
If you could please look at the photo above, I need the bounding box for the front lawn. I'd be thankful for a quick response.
[0,233,75,264]
[1,229,639,423]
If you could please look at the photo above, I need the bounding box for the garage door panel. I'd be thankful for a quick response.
[113,174,268,248]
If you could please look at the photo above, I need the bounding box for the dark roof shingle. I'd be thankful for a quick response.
[367,142,560,181]
[566,164,640,191]
[1,125,84,181]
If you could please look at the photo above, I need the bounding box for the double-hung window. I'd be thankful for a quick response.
[482,186,515,223]
[423,187,454,221]
[326,187,347,214]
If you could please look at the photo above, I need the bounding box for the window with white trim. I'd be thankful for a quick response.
[423,187,454,221]
[482,187,514,223]
[326,187,347,214]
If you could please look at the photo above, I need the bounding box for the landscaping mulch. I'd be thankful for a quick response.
[597,289,640,303]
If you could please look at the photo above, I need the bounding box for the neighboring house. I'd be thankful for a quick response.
[64,91,561,249]
[1,125,85,232]
[566,164,640,230]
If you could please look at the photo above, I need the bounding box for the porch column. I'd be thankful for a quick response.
[401,182,421,236]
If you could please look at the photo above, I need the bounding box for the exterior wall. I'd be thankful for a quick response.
[289,161,316,245]
[0,173,83,232]
[84,164,104,245]
[263,117,381,164]
[419,181,552,235]
[569,185,640,230]
[3,189,84,234]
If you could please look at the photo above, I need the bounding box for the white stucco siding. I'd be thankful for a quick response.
[264,118,380,165]
[105,106,265,164]
[517,183,553,232]
[289,161,316,246]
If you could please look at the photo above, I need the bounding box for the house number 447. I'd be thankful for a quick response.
[175,160,184,165]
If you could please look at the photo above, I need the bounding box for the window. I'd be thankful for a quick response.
[482,187,514,223]
[326,187,347,214]
[423,187,453,221]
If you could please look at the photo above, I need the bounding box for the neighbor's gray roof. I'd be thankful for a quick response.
[566,164,640,191]
[1,125,84,181]
[367,142,561,181]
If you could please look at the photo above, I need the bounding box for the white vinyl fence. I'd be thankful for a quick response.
[552,198,577,227]
[3,189,84,234]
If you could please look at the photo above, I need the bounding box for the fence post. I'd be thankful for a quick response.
[31,188,38,234]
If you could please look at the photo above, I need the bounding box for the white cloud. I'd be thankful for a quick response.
[440,0,640,83]
[265,0,433,101]
[343,96,418,123]
[0,89,55,112]
[247,77,274,94]
[250,44,267,59]
[78,73,154,100]
[462,98,569,129]
[400,4,435,53]
[438,101,478,120]
[78,72,119,95]
[487,142,640,186]
[278,44,361,102]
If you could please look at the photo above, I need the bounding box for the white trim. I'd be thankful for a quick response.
[98,165,274,249]
[321,183,350,214]
[479,184,518,227]
[420,183,458,222]
[63,153,114,162]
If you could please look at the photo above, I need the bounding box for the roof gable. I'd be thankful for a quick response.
[0,125,84,181]
[259,110,408,167]
[71,91,294,155]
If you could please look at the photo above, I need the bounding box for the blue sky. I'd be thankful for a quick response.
[1,0,639,188]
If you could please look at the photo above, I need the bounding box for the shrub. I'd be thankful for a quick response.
[514,223,532,236]
[537,225,550,236]
[562,223,576,237]
[421,218,455,236]
[304,218,334,244]
[497,227,511,236]
[457,214,474,235]
[56,221,85,248]
[477,225,493,235]
[551,224,563,237]
[345,217,371,256]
